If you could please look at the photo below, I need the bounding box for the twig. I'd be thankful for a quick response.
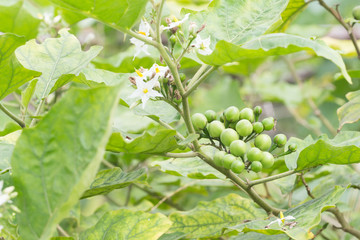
[150,180,199,211]
[102,159,116,168]
[163,152,198,158]
[147,115,186,141]
[311,223,328,239]
[299,173,315,199]
[350,184,360,190]
[247,170,297,187]
[56,225,70,237]
[326,207,360,239]
[0,102,25,128]
[124,184,132,206]
[184,66,216,98]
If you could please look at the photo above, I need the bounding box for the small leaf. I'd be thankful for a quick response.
[107,129,179,154]
[177,133,199,147]
[0,122,21,137]
[0,34,40,100]
[168,193,267,238]
[80,209,172,240]
[11,86,120,240]
[21,79,38,112]
[82,168,146,199]
[15,28,102,99]
[229,186,346,240]
[337,90,360,130]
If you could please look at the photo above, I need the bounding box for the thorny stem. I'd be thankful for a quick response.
[0,102,25,128]
[317,0,360,59]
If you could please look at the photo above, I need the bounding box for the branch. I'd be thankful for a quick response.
[184,66,216,98]
[163,152,198,158]
[247,170,297,187]
[299,173,315,199]
[327,207,360,238]
[147,115,186,141]
[0,102,25,128]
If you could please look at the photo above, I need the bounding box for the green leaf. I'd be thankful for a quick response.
[82,168,146,199]
[285,135,315,170]
[230,232,289,240]
[21,79,38,112]
[168,193,267,238]
[107,129,179,154]
[177,133,199,147]
[229,186,346,240]
[184,0,289,44]
[11,85,121,240]
[80,209,172,240]
[200,33,352,84]
[48,0,149,32]
[337,90,360,130]
[0,34,40,100]
[0,0,41,39]
[15,28,102,99]
[152,157,225,180]
[0,122,21,137]
[292,131,360,170]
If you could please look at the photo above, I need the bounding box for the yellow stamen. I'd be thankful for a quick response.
[200,43,206,50]
[173,16,179,22]
[143,88,148,94]
[138,31,146,36]
[280,212,285,223]
[135,70,143,77]
[155,67,160,73]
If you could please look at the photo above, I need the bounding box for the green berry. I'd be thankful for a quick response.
[207,120,225,138]
[274,134,287,147]
[223,154,237,169]
[239,108,255,122]
[180,73,186,81]
[236,119,253,137]
[262,117,275,131]
[353,5,360,20]
[231,160,245,174]
[288,143,297,152]
[213,151,226,167]
[230,140,247,157]
[191,113,208,131]
[220,128,239,146]
[247,147,263,162]
[254,106,262,116]
[224,106,240,122]
[254,134,272,151]
[205,110,217,122]
[251,161,263,173]
[261,152,274,169]
[253,122,264,134]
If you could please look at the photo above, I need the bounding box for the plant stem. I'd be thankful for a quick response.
[247,170,297,187]
[187,64,208,87]
[0,102,25,128]
[156,0,165,43]
[184,66,216,98]
[56,225,70,237]
[124,184,132,206]
[318,0,360,59]
[30,98,45,127]
[300,173,315,199]
[164,152,198,158]
[327,207,360,239]
[147,115,186,141]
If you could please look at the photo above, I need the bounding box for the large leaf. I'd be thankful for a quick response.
[168,193,267,238]
[287,131,360,171]
[337,90,360,130]
[0,131,21,172]
[48,0,148,31]
[0,0,41,39]
[152,157,225,179]
[82,167,146,199]
[107,129,179,154]
[15,28,102,99]
[11,86,120,240]
[271,0,307,33]
[200,33,351,83]
[184,0,289,44]
[0,34,40,100]
[229,186,346,240]
[80,209,172,240]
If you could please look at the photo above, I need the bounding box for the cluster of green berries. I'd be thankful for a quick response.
[191,106,297,174]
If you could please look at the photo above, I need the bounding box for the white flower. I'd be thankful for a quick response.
[130,20,152,59]
[163,13,190,30]
[129,78,163,109]
[193,35,212,55]
[147,64,169,81]
[267,212,296,227]
[0,181,15,206]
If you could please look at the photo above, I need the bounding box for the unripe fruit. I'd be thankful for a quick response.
[231,160,245,174]
[288,143,297,152]
[220,128,239,146]
[253,122,264,134]
[191,113,208,131]
[239,107,255,122]
[170,35,177,45]
[208,120,225,138]
[261,152,274,169]
[262,117,275,131]
[247,147,263,162]
[254,134,272,151]
[213,151,226,167]
[224,106,240,122]
[230,140,247,157]
[251,161,263,173]
[274,134,287,147]
[236,119,253,137]
[180,73,186,81]
[254,106,262,116]
[205,110,217,123]
[353,5,360,20]
[223,154,237,169]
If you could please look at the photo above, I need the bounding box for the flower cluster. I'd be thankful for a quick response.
[130,20,152,59]
[0,181,17,231]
